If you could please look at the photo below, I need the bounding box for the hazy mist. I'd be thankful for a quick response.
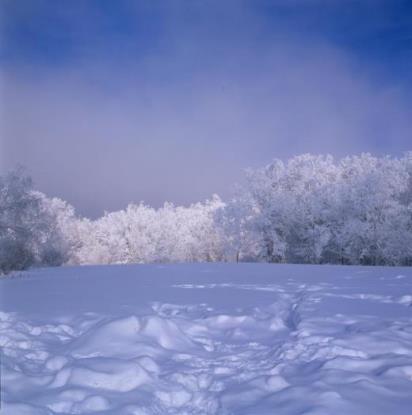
[1,0,411,217]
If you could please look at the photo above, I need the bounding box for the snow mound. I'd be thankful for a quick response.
[1,263,412,414]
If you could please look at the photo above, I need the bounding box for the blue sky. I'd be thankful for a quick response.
[1,0,412,216]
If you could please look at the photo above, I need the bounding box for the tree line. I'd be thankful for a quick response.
[2,153,412,273]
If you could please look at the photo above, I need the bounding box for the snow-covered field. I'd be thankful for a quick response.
[1,263,412,414]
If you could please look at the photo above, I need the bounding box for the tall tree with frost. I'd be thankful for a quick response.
[0,170,65,272]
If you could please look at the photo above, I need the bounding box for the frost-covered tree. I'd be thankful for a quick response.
[325,154,409,264]
[3,153,412,270]
[38,194,85,265]
[68,195,225,265]
[0,170,66,273]
[225,153,412,265]
[227,155,338,263]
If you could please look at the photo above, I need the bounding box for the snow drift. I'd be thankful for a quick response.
[1,263,412,414]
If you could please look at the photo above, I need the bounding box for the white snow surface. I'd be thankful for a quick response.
[1,263,412,414]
